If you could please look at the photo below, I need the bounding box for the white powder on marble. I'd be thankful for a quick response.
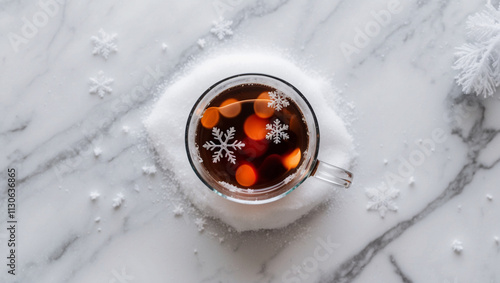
[89,191,100,201]
[93,147,102,157]
[122,126,130,133]
[195,218,206,232]
[408,176,415,186]
[134,184,140,192]
[197,38,206,48]
[173,205,184,216]
[486,194,493,201]
[144,51,355,231]
[495,236,499,245]
[94,217,101,223]
[452,240,463,254]
[112,193,125,208]
[142,165,157,175]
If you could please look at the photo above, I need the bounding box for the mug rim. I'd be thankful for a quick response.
[185,73,320,204]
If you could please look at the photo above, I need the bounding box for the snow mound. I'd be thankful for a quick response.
[144,51,354,231]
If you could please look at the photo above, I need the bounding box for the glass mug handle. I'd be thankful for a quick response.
[310,160,353,188]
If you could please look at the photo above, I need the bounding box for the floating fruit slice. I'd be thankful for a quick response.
[235,164,257,187]
[254,92,274,118]
[200,107,219,128]
[219,98,241,118]
[244,114,268,140]
[282,148,301,170]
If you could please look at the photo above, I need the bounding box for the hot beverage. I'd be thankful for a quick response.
[194,83,309,196]
[186,73,352,204]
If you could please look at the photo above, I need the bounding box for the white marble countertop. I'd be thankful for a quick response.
[1,0,500,282]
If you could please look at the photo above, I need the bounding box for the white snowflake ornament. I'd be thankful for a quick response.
[173,204,184,216]
[112,193,125,208]
[267,90,290,111]
[451,240,464,254]
[366,184,399,218]
[210,17,233,40]
[197,38,206,48]
[89,71,113,98]
[91,28,118,60]
[142,165,157,175]
[202,127,245,164]
[89,191,100,201]
[195,217,206,232]
[266,119,289,144]
[93,147,102,157]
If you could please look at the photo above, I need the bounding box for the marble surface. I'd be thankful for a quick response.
[1,0,500,282]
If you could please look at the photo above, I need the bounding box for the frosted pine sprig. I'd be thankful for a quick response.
[453,2,500,98]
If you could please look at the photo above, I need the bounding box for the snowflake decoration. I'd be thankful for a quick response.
[195,217,206,232]
[453,2,500,97]
[91,28,118,60]
[366,184,399,218]
[142,165,157,175]
[197,38,206,48]
[202,127,245,164]
[172,204,184,216]
[210,17,233,40]
[266,119,289,144]
[89,191,100,201]
[267,90,290,111]
[112,193,125,208]
[93,147,102,157]
[451,240,464,254]
[89,71,113,98]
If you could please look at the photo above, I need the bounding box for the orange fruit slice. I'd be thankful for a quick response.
[235,164,257,187]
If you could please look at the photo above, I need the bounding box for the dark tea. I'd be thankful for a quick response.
[194,83,309,195]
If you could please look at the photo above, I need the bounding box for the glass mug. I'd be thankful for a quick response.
[185,73,353,204]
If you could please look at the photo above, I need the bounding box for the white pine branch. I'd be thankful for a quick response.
[454,3,500,98]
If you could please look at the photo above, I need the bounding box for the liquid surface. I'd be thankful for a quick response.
[195,84,309,192]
